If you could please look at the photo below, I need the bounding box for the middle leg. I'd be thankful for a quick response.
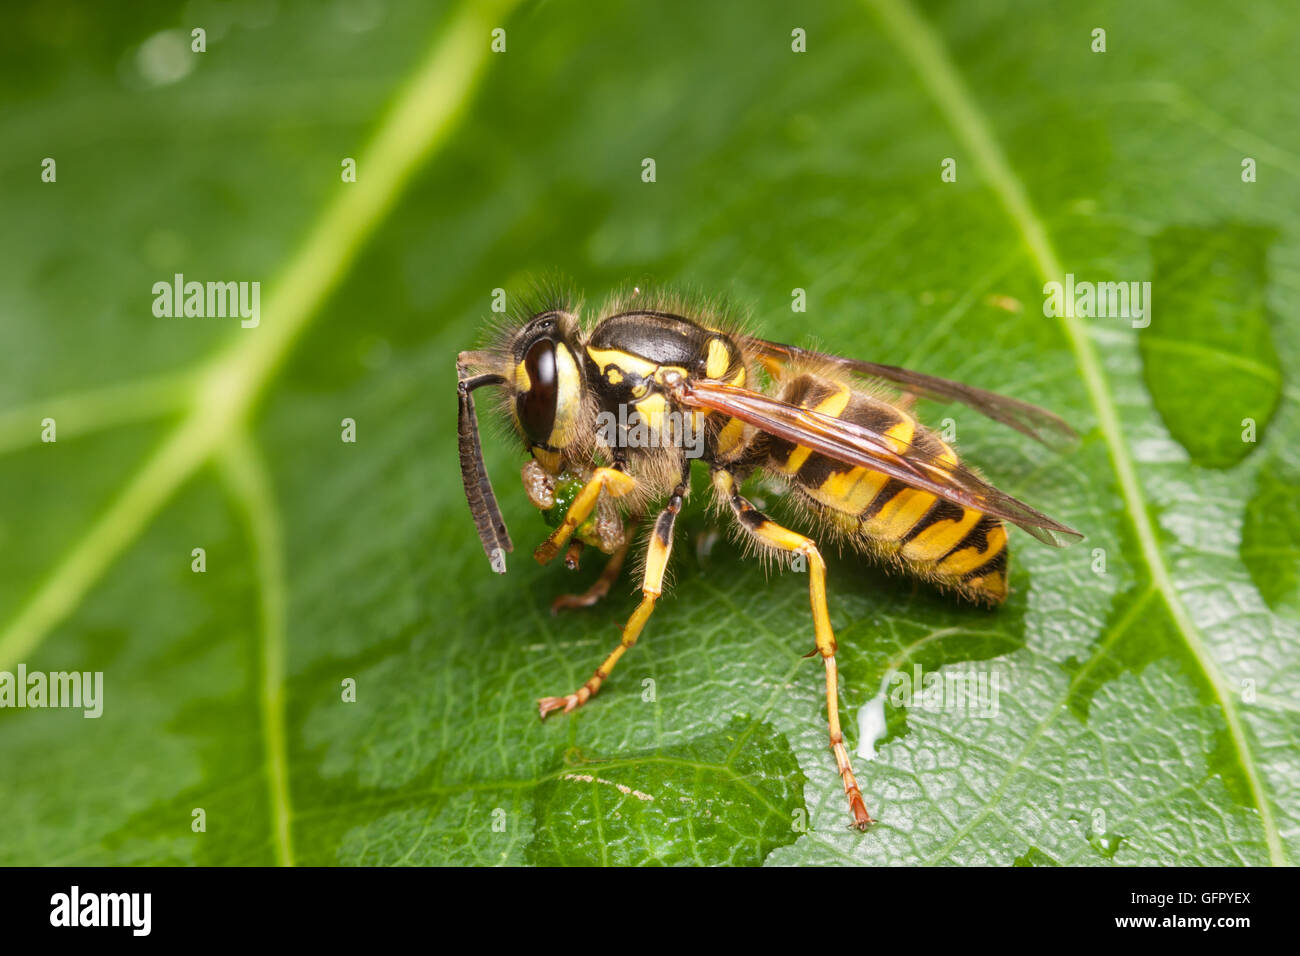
[538,481,684,717]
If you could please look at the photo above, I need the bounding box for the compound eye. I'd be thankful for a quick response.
[518,338,557,444]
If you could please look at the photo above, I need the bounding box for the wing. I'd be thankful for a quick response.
[739,337,1077,448]
[675,378,1082,547]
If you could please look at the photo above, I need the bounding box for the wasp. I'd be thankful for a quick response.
[457,288,1081,830]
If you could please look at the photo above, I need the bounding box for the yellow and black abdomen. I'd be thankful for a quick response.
[762,374,1008,604]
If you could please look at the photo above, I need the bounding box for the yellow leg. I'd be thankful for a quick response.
[551,519,640,615]
[713,469,873,830]
[539,489,681,717]
[534,466,636,565]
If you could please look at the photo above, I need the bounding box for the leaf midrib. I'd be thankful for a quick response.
[865,0,1286,865]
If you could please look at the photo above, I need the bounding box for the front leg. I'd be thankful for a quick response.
[534,466,636,565]
[538,482,683,717]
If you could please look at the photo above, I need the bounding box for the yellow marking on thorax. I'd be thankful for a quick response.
[632,392,668,433]
[715,415,746,457]
[586,346,660,380]
[938,523,1007,576]
[652,365,689,385]
[705,338,732,379]
[704,350,746,457]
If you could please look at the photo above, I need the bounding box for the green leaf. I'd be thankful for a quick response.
[1242,454,1300,614]
[1139,223,1280,468]
[2,0,1297,868]
[526,718,806,867]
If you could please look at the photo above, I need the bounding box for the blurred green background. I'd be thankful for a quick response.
[1,0,1297,866]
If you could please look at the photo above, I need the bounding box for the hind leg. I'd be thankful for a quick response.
[713,469,873,830]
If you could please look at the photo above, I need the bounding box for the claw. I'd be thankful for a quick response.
[538,694,579,719]
[551,590,603,615]
[846,791,874,831]
[564,540,584,570]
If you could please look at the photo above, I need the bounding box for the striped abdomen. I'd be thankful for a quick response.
[762,374,1008,604]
